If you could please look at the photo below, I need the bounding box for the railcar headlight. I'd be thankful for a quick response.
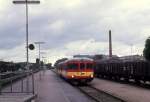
[90,74,94,78]
[72,75,74,78]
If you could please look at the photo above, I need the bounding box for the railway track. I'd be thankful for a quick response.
[78,85,125,102]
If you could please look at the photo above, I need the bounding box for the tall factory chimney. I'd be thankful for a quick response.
[109,30,112,58]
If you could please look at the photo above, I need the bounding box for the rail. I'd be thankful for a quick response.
[78,85,125,102]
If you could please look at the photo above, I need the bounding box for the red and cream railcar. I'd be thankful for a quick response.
[56,58,94,83]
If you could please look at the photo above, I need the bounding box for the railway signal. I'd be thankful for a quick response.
[28,44,35,50]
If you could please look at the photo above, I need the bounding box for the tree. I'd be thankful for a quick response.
[143,37,150,61]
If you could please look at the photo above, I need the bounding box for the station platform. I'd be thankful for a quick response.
[0,94,36,102]
[1,70,94,102]
[34,70,94,102]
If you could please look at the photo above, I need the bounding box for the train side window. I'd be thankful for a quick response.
[63,64,67,69]
[68,63,78,69]
[123,67,126,71]
[86,63,93,69]
[80,63,85,70]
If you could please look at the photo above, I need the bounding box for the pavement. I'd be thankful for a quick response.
[6,69,150,102]
[0,70,95,102]
[35,70,95,102]
[0,72,36,102]
[2,70,150,102]
[91,78,150,102]
[0,94,37,102]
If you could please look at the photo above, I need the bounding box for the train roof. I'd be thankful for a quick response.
[95,57,146,64]
[67,57,93,62]
[57,57,93,65]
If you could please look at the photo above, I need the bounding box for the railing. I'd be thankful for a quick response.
[0,70,35,95]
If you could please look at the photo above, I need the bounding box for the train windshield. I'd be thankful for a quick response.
[80,63,85,70]
[86,63,93,69]
[67,63,78,69]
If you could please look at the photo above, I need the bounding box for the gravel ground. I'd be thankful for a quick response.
[91,78,150,102]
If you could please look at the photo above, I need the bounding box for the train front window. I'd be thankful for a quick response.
[80,63,85,70]
[86,63,93,69]
[68,63,78,69]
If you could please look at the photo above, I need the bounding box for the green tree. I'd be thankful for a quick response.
[143,37,150,61]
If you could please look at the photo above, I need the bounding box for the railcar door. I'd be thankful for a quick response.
[79,62,86,77]
[67,62,79,78]
[86,62,94,76]
[79,62,94,78]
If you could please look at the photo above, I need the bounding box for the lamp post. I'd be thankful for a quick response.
[34,42,45,65]
[13,0,40,68]
[13,0,40,94]
[35,41,45,80]
[42,56,46,63]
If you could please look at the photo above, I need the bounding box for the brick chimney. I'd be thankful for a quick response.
[109,30,112,58]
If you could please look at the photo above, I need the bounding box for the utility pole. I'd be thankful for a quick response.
[13,0,40,94]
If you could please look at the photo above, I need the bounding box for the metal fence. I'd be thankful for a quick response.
[0,70,35,95]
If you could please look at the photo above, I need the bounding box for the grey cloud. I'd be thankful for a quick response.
[0,0,150,62]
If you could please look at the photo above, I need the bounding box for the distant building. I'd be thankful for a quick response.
[73,55,94,59]
[119,55,145,61]
[73,54,119,61]
[73,54,145,62]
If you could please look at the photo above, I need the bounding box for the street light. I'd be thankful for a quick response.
[34,41,45,80]
[13,0,40,94]
[34,41,45,64]
[13,0,40,4]
[13,0,40,67]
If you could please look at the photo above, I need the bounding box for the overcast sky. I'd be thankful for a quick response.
[0,0,150,64]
